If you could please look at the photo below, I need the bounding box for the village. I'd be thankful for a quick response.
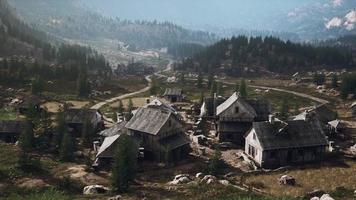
[1,66,356,200]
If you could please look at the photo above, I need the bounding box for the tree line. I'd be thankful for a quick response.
[175,36,354,75]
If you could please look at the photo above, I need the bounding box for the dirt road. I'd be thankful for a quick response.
[91,59,173,110]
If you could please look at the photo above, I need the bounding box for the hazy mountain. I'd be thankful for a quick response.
[8,0,217,49]
[81,0,356,41]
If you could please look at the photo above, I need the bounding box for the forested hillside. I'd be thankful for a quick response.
[175,36,354,75]
[8,0,217,49]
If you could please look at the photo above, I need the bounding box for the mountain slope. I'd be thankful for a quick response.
[8,0,217,49]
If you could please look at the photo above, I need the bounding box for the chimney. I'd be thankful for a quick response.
[269,114,275,124]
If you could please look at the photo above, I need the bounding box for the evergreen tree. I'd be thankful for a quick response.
[77,70,90,97]
[332,74,338,88]
[111,134,137,192]
[210,81,217,97]
[54,109,67,150]
[81,117,93,147]
[197,72,203,88]
[199,91,204,105]
[31,76,45,95]
[19,120,35,151]
[217,82,223,96]
[279,98,289,120]
[207,73,214,89]
[239,79,247,97]
[36,108,53,149]
[125,99,134,121]
[206,147,224,176]
[117,100,124,114]
[59,130,75,162]
[149,76,158,95]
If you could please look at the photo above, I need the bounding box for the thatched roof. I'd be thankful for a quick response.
[251,120,328,150]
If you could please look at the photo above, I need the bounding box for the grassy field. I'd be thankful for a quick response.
[242,160,356,198]
[0,107,17,120]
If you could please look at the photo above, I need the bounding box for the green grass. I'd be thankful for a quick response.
[0,107,17,120]
[4,189,71,200]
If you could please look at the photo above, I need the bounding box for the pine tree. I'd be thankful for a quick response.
[217,82,223,96]
[207,73,214,89]
[210,81,217,97]
[31,75,44,95]
[197,72,203,88]
[332,74,338,88]
[111,134,137,192]
[19,120,35,151]
[54,109,67,150]
[59,130,75,162]
[279,98,289,120]
[149,76,158,95]
[117,100,124,114]
[239,79,247,97]
[81,117,93,147]
[77,70,90,97]
[199,91,204,105]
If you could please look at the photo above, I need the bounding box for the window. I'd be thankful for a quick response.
[253,133,256,140]
[248,145,256,158]
[235,107,239,113]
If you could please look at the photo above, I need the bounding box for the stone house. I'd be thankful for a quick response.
[245,116,328,168]
[216,92,270,145]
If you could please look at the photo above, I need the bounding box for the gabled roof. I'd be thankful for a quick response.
[96,134,121,158]
[98,121,127,137]
[125,107,174,135]
[351,102,356,108]
[144,98,177,114]
[65,108,99,124]
[216,92,257,117]
[0,120,26,134]
[164,88,182,96]
[251,120,328,150]
[293,104,336,124]
[328,120,347,129]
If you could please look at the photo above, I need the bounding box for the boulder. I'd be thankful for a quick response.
[108,195,122,200]
[310,197,320,200]
[307,189,326,198]
[195,172,204,179]
[320,194,334,200]
[201,175,217,184]
[218,180,230,186]
[278,175,296,186]
[83,185,110,195]
[206,178,216,185]
[174,174,190,181]
[168,175,191,185]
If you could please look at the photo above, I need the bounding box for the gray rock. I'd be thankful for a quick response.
[108,195,122,200]
[195,172,204,179]
[320,194,334,200]
[310,197,320,200]
[83,185,110,195]
[278,175,296,186]
[219,180,230,186]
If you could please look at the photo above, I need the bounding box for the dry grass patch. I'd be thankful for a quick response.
[243,160,356,198]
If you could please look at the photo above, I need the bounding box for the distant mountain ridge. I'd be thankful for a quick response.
[8,0,217,49]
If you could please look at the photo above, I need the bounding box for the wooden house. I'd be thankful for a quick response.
[245,116,328,168]
[125,106,190,162]
[163,88,183,102]
[0,120,26,143]
[216,92,270,145]
[65,108,103,136]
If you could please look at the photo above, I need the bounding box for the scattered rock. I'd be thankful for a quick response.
[320,194,334,200]
[108,195,122,200]
[195,172,204,179]
[218,180,230,186]
[83,185,110,195]
[278,175,296,186]
[201,175,217,184]
[310,197,320,200]
[307,189,326,198]
[168,174,191,185]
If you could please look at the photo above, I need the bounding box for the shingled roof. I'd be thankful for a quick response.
[144,98,177,114]
[125,107,174,135]
[98,121,127,137]
[0,120,26,134]
[216,92,257,117]
[164,88,182,96]
[65,108,99,124]
[251,120,328,150]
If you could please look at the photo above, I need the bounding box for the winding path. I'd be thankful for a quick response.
[90,59,173,110]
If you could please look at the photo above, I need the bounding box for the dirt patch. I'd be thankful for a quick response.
[42,101,61,113]
[16,178,50,189]
[66,101,90,109]
[53,164,109,186]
